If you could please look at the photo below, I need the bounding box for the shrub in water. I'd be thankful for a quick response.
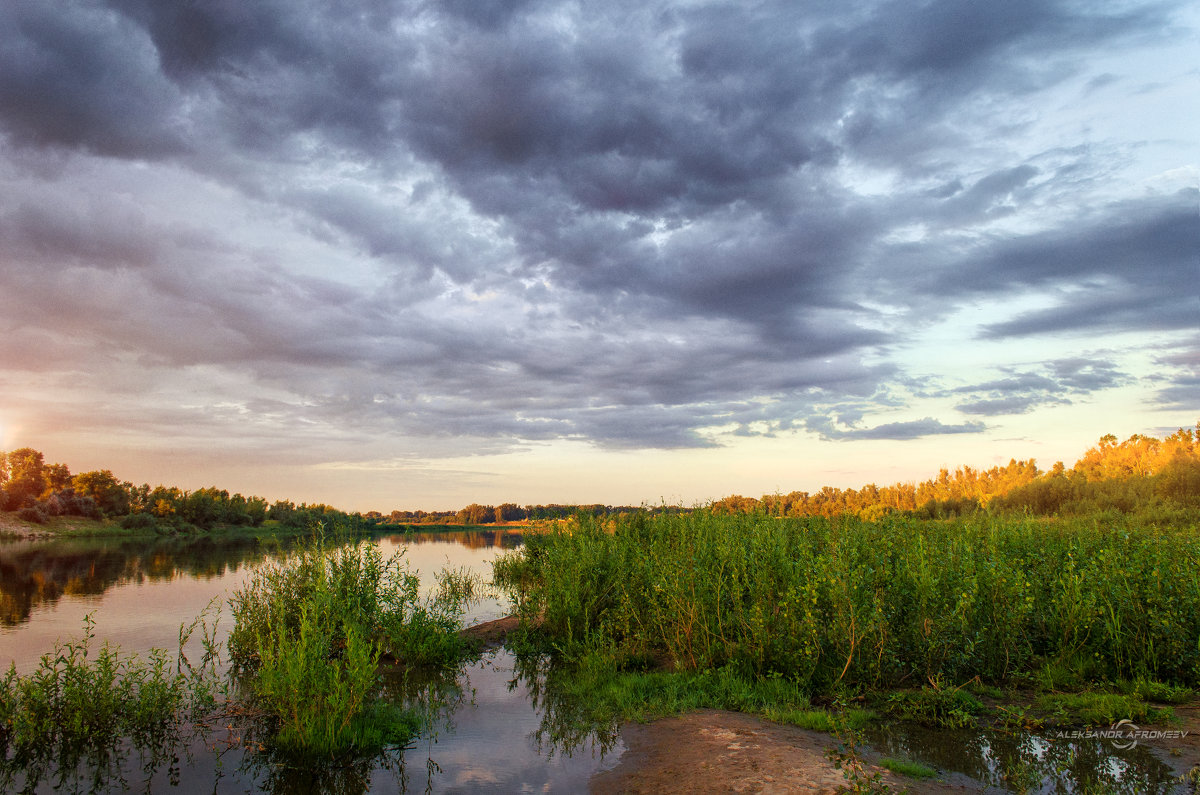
[228,527,478,754]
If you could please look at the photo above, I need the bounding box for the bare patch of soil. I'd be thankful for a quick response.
[459,615,522,649]
[590,709,975,794]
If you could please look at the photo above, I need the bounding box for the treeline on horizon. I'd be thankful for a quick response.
[0,450,353,533]
[710,426,1200,520]
[2,426,1198,534]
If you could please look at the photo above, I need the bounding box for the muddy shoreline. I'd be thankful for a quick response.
[459,618,1200,792]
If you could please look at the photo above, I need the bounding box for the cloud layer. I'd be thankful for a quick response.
[0,0,1195,469]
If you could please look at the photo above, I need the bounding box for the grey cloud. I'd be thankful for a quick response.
[965,191,1197,294]
[0,4,185,157]
[952,375,1059,394]
[1048,358,1130,392]
[808,416,986,441]
[948,358,1131,417]
[1151,338,1200,411]
[956,396,1045,416]
[0,0,1192,458]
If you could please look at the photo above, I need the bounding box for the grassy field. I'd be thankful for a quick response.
[495,510,1200,728]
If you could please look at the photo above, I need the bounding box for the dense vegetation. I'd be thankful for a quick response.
[0,613,221,792]
[496,510,1200,692]
[226,530,481,755]
[712,427,1200,520]
[1,528,481,787]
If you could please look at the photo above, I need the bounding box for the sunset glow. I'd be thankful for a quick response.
[0,1,1196,511]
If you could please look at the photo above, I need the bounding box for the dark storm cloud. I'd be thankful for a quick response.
[957,190,1200,338]
[0,4,185,157]
[0,0,1192,454]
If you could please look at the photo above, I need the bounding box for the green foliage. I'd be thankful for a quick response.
[1034,692,1174,727]
[118,511,160,532]
[498,511,1200,696]
[0,614,219,791]
[881,685,983,728]
[878,757,937,779]
[227,527,478,754]
[71,470,130,517]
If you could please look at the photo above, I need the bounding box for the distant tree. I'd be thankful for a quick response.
[4,448,47,509]
[268,500,296,525]
[494,503,525,522]
[43,462,72,495]
[244,496,268,526]
[72,470,131,517]
[457,503,494,524]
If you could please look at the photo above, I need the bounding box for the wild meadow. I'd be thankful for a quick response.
[495,510,1200,717]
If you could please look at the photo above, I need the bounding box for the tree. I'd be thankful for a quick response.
[43,462,73,495]
[72,470,131,517]
[495,503,526,523]
[4,448,46,509]
[457,503,494,524]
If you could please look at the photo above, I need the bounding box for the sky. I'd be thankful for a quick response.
[0,0,1196,512]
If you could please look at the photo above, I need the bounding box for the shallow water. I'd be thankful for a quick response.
[863,721,1186,793]
[0,529,622,793]
[0,530,520,674]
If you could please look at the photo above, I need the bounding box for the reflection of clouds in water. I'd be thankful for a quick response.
[414,650,623,794]
[377,533,515,625]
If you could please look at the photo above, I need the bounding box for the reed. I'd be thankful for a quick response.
[495,511,1200,692]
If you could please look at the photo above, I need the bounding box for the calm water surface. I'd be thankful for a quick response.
[0,530,623,793]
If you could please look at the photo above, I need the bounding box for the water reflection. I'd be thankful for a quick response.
[1,647,621,795]
[864,721,1183,793]
[0,530,522,629]
[0,535,294,627]
[512,652,622,762]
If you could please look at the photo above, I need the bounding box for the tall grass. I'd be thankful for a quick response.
[0,613,220,792]
[495,511,1200,692]
[227,528,480,755]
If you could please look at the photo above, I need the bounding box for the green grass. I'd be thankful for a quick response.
[496,510,1200,694]
[0,613,220,791]
[1034,692,1175,727]
[879,757,937,779]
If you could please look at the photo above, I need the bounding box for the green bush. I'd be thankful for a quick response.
[228,527,479,754]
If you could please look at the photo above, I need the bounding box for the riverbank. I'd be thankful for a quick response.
[585,696,1200,792]
[0,509,542,540]
[458,613,1200,791]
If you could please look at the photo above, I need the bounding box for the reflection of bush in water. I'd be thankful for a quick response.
[0,529,519,627]
[510,653,622,760]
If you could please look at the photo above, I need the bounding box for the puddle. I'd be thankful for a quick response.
[864,721,1189,793]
